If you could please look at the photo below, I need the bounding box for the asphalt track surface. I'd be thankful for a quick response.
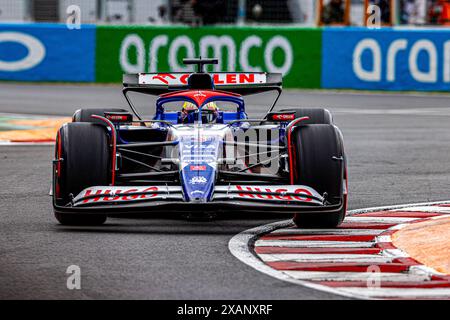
[1,83,450,299]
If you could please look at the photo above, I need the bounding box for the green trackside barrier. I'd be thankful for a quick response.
[95,26,322,88]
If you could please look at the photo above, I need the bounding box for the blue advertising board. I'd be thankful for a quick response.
[322,27,450,91]
[0,23,95,82]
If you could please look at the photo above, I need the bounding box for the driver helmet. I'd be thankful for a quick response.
[181,101,219,123]
[181,102,198,123]
[201,102,219,123]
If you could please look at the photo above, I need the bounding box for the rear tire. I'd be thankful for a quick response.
[290,124,346,228]
[72,108,129,124]
[53,122,110,226]
[280,108,333,124]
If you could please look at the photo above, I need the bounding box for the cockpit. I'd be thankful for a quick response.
[154,91,247,125]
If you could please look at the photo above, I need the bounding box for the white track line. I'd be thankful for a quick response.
[409,265,446,276]
[346,200,450,214]
[259,253,393,264]
[382,249,410,258]
[255,240,375,248]
[270,228,383,235]
[334,108,450,116]
[344,216,418,224]
[338,287,450,299]
[282,271,430,282]
[376,235,393,243]
[391,206,450,213]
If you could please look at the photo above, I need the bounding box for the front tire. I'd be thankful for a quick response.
[290,124,346,228]
[53,122,110,226]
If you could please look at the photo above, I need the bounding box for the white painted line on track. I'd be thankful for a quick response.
[409,265,446,276]
[376,235,393,243]
[338,287,450,299]
[431,214,450,220]
[281,271,430,282]
[270,228,383,235]
[390,224,409,230]
[259,254,393,264]
[346,200,450,214]
[382,249,410,258]
[391,206,450,213]
[255,240,375,248]
[344,216,418,224]
[333,108,450,117]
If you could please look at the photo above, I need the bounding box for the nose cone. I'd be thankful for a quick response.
[175,125,226,202]
[181,164,215,202]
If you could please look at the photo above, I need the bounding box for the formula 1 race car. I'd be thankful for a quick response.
[52,58,347,227]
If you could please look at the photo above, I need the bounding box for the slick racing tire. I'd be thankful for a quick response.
[53,122,110,226]
[290,124,346,228]
[72,108,129,124]
[280,108,333,125]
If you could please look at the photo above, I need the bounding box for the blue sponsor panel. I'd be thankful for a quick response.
[322,27,450,91]
[0,23,95,82]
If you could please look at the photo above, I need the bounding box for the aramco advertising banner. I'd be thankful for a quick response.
[322,28,450,91]
[0,23,96,82]
[95,26,322,88]
[1,23,450,91]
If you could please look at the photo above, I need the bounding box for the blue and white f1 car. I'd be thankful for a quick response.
[52,58,347,227]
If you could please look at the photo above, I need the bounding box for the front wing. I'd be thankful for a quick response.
[53,185,344,216]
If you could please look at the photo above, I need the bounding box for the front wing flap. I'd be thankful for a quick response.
[54,185,344,215]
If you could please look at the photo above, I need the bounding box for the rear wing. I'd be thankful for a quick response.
[123,72,282,96]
